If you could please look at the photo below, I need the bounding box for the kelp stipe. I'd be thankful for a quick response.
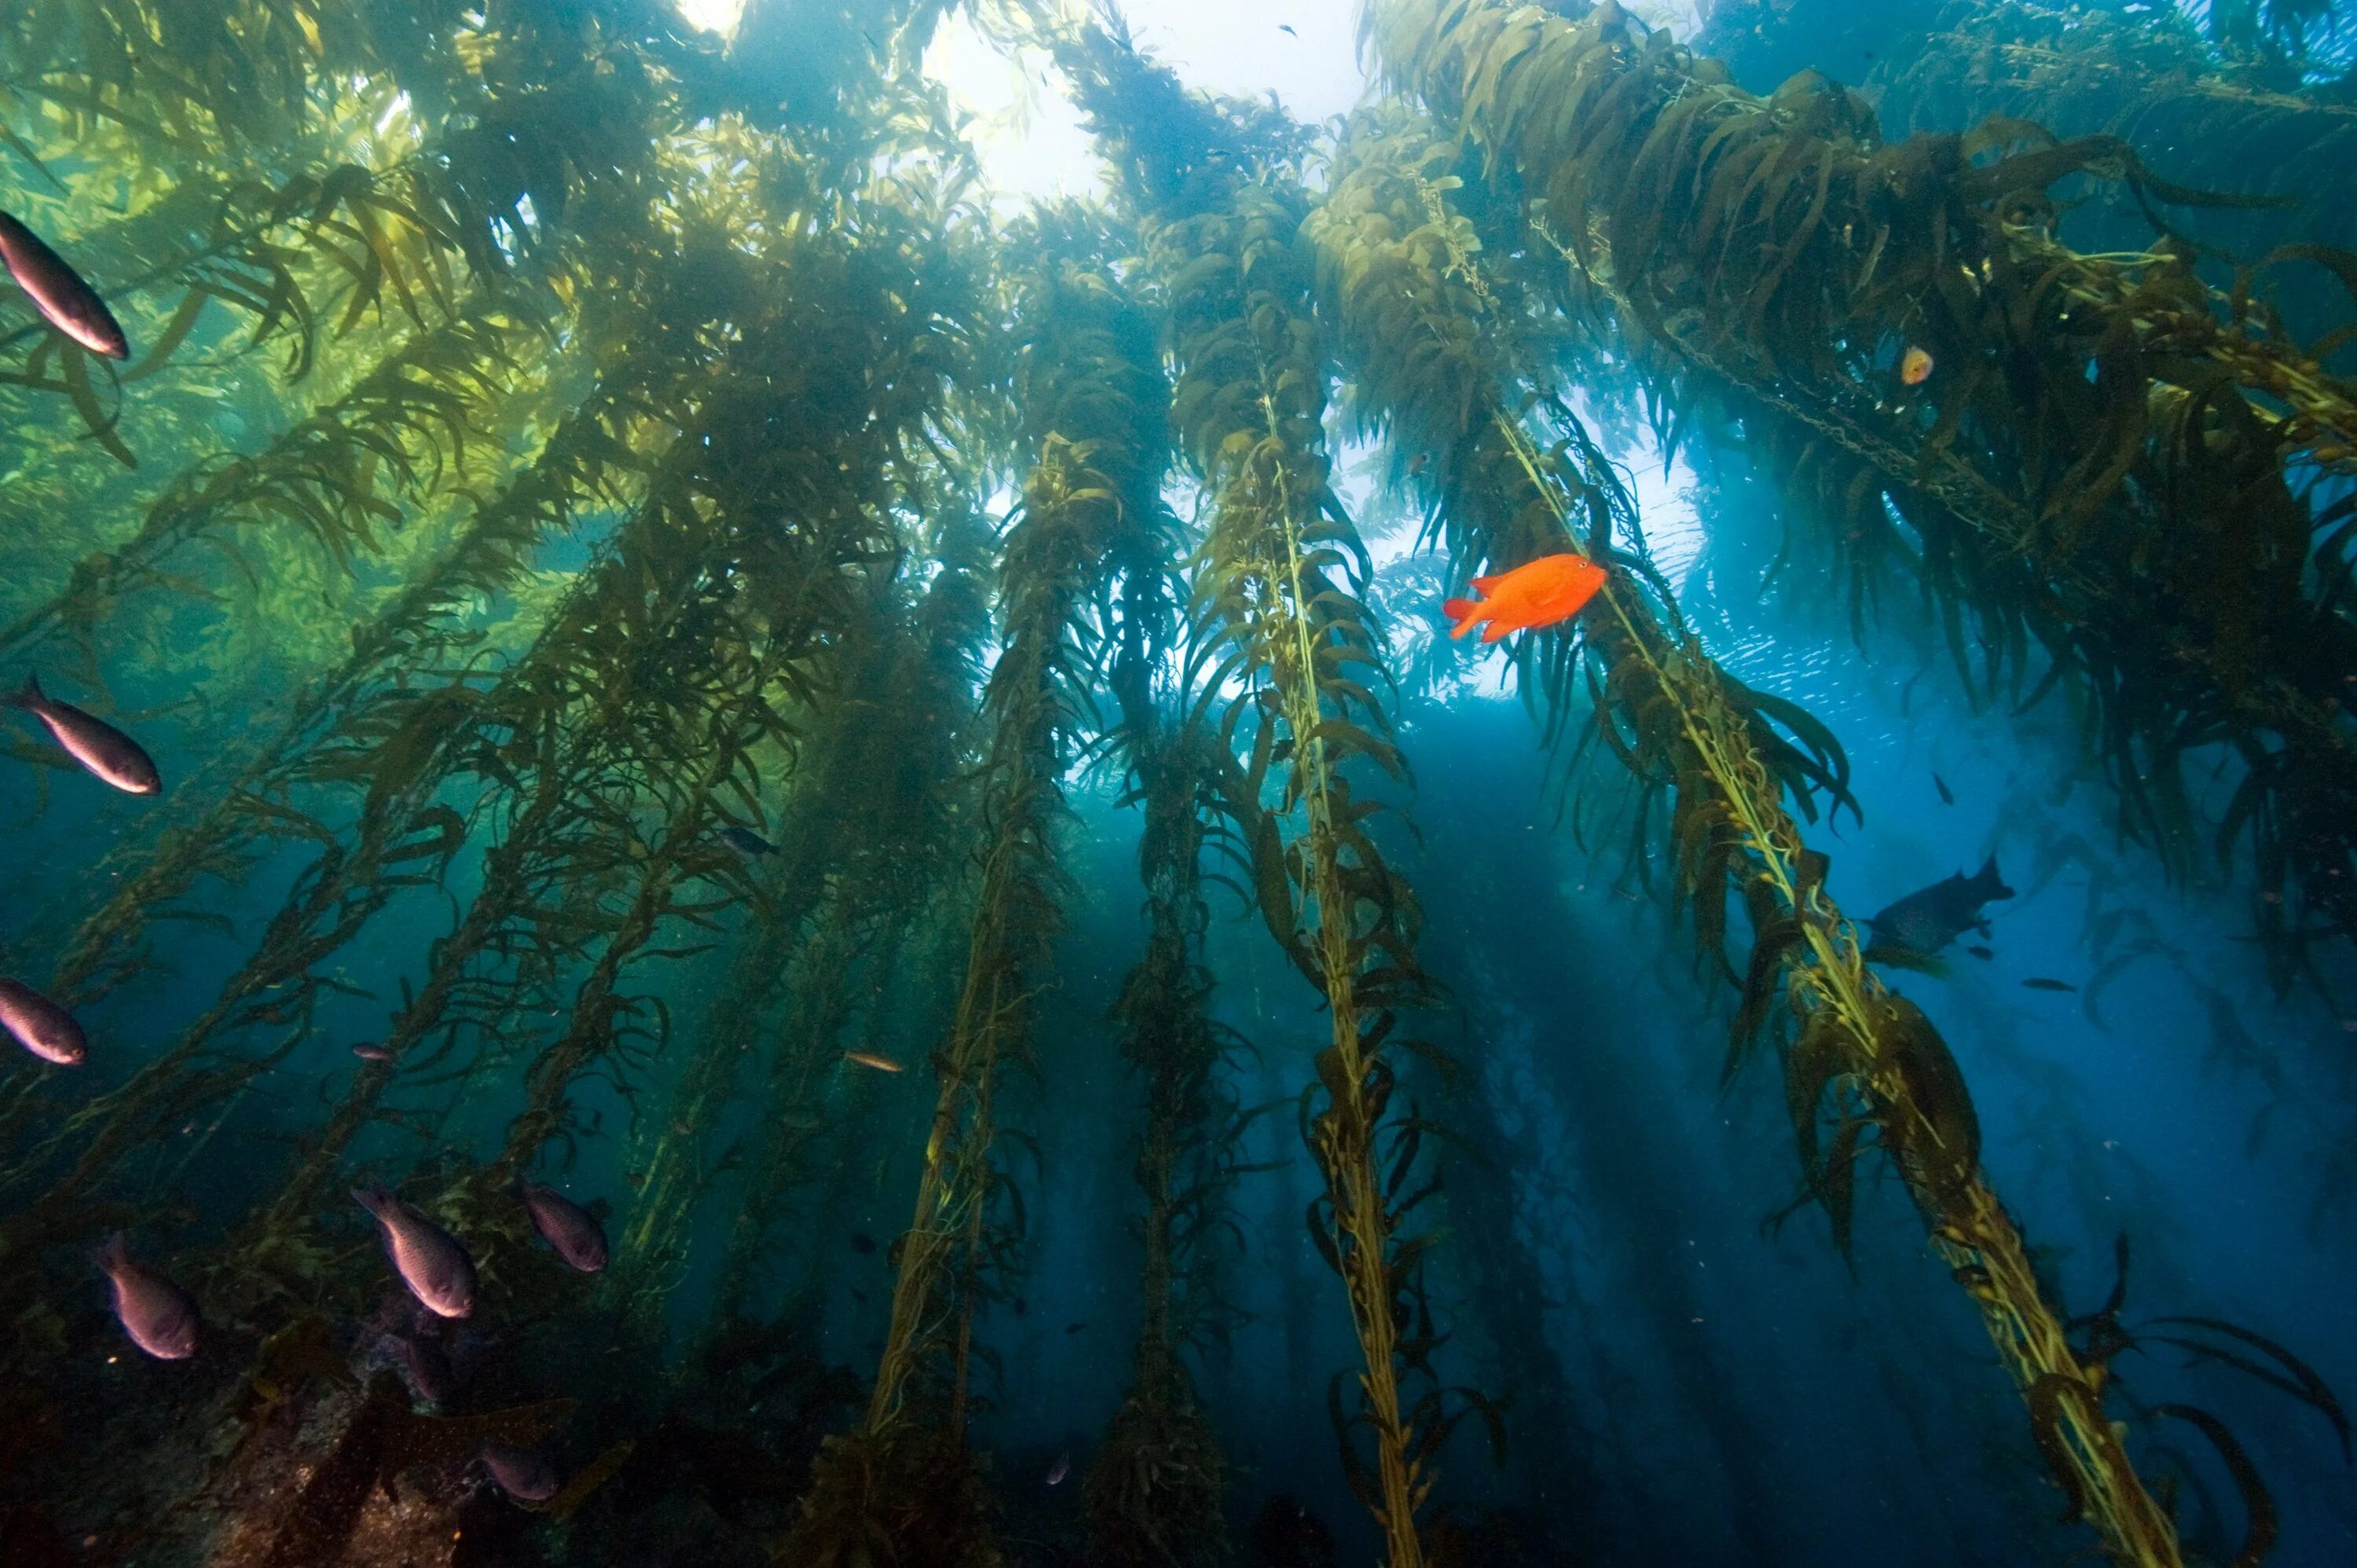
[1311,77,2180,1566]
[780,200,1170,1567]
[1159,167,1485,1568]
[1365,0,2357,998]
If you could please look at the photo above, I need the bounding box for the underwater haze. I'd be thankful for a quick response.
[5,1,2357,1566]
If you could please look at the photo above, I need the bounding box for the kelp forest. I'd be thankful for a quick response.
[4,0,2357,1564]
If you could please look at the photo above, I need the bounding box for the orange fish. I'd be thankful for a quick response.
[1900,346,1934,386]
[843,1050,903,1074]
[1442,552,1608,643]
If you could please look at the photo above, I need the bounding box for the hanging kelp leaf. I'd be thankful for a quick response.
[2151,1405,2278,1568]
[2139,1318,2352,1460]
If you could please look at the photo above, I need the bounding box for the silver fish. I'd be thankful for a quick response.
[482,1441,559,1502]
[514,1178,608,1273]
[351,1042,393,1062]
[0,209,130,360]
[9,674,160,795]
[96,1233,198,1360]
[0,976,85,1065]
[352,1184,477,1318]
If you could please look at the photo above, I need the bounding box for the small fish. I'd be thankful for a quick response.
[1442,553,1609,643]
[481,1441,559,1503]
[1278,23,1298,35]
[96,1233,198,1360]
[1047,1450,1071,1486]
[843,1050,902,1074]
[9,674,160,794]
[0,976,86,1065]
[1065,1321,1087,1335]
[1967,945,1993,961]
[1404,452,1428,476]
[720,825,779,857]
[2022,977,2078,993]
[1933,771,1953,806]
[351,1042,393,1062]
[850,1288,869,1304]
[1901,346,1934,386]
[1013,1295,1028,1317]
[400,1331,453,1405]
[0,209,130,359]
[513,1178,608,1273]
[352,1184,477,1318]
[849,1232,877,1255]
[1866,855,2013,959]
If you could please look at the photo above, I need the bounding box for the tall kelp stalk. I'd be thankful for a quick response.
[693,512,993,1339]
[1368,0,2357,996]
[973,204,1250,1568]
[1083,719,1248,1568]
[229,96,996,1316]
[1032,16,1493,1554]
[781,222,1175,1568]
[1151,175,1477,1568]
[1310,99,2185,1568]
[610,549,973,1341]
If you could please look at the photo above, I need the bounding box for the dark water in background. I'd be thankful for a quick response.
[4,2,2357,1566]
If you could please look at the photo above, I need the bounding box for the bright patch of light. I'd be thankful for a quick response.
[924,13,1099,210]
[676,0,746,35]
[1119,2,1365,123]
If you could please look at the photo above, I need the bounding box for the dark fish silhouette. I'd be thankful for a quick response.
[849,1232,877,1255]
[482,1441,559,1502]
[0,976,86,1064]
[97,1233,198,1360]
[1866,855,2013,959]
[1013,1295,1027,1317]
[0,209,130,359]
[400,1330,453,1405]
[351,1042,393,1062]
[1278,23,1298,35]
[514,1178,608,1273]
[353,1184,477,1318]
[1967,945,1993,961]
[9,674,160,794]
[1065,1321,1087,1335]
[720,825,779,857]
[1933,771,1953,805]
[2023,977,2078,993]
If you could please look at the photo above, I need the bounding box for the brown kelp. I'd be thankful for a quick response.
[783,200,1162,1568]
[1139,135,1479,1568]
[1367,0,2357,996]
[2,2,2352,1563]
[1081,716,1247,1568]
[1310,86,2189,1566]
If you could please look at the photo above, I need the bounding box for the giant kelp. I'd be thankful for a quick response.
[2,2,2352,1565]
[1310,91,2191,1567]
[1366,0,2357,996]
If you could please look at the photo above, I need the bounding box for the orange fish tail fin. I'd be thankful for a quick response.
[1480,618,1516,644]
[1442,596,1484,640]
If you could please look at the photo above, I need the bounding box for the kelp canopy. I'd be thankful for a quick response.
[2,2,2356,1566]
